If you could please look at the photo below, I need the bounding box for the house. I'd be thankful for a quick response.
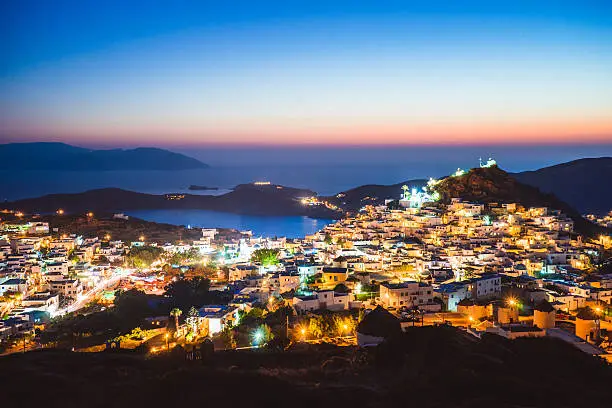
[46,261,69,275]
[0,278,28,295]
[293,290,353,312]
[229,265,258,282]
[379,281,437,310]
[436,282,471,312]
[486,324,546,339]
[197,305,238,336]
[21,291,60,314]
[277,272,300,293]
[49,279,83,299]
[469,274,502,299]
[320,267,348,288]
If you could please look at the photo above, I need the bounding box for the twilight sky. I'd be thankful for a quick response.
[1,0,612,147]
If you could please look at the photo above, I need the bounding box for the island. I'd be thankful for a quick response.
[0,142,209,171]
[188,185,219,191]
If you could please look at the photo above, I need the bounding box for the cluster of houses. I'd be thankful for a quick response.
[2,195,611,356]
[0,221,128,340]
[207,196,611,354]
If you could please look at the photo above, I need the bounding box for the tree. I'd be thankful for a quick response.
[170,308,182,333]
[308,315,325,339]
[251,248,280,267]
[251,324,273,346]
[164,277,214,310]
[125,245,164,269]
[220,327,237,349]
[185,306,200,340]
[333,314,356,336]
[333,283,350,294]
[113,289,152,325]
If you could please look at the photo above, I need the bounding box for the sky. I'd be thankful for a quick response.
[1,0,612,147]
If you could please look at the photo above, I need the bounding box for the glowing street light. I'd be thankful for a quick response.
[299,326,307,342]
[87,212,94,218]
[507,297,518,308]
[252,328,264,346]
[57,209,64,215]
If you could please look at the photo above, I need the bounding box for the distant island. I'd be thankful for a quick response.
[188,185,218,191]
[0,142,209,171]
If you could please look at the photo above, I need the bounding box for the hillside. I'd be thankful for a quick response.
[514,157,612,215]
[324,179,427,211]
[1,327,610,408]
[0,142,208,170]
[3,184,341,219]
[434,165,607,236]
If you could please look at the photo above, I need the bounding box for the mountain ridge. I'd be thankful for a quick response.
[0,142,208,171]
[513,157,612,215]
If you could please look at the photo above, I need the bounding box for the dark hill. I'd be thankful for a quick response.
[325,179,426,211]
[0,142,208,170]
[514,157,612,215]
[434,165,607,236]
[3,184,341,219]
[0,327,610,408]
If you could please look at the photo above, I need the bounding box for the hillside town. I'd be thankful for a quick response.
[1,166,612,361]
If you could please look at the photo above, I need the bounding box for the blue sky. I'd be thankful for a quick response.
[1,0,611,146]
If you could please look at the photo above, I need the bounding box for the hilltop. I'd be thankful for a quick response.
[0,142,208,171]
[434,165,606,236]
[514,157,612,215]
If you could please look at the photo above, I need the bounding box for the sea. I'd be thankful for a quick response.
[2,144,610,237]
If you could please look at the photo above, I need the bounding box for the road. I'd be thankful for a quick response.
[52,268,133,317]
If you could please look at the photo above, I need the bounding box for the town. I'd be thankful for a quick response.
[1,161,611,363]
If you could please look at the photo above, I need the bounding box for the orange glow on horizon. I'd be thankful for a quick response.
[4,115,612,146]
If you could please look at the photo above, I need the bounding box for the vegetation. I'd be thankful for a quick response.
[170,308,182,333]
[166,248,202,265]
[164,277,230,310]
[125,245,164,269]
[250,248,280,266]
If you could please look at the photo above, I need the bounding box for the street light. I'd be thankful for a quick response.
[300,327,307,342]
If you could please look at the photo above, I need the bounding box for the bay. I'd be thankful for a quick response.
[124,209,333,238]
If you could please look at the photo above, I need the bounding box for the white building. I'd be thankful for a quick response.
[293,290,353,312]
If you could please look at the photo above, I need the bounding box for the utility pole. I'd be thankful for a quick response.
[286,314,289,339]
